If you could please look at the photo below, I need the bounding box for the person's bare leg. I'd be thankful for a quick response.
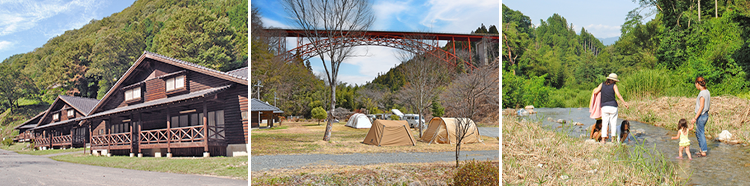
[677,146,684,159]
[601,136,608,144]
[685,146,692,159]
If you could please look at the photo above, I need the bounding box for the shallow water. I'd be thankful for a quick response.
[524,108,750,186]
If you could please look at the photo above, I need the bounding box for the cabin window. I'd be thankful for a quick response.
[170,113,202,128]
[207,110,225,138]
[124,87,141,101]
[99,129,104,135]
[165,75,186,91]
[67,109,75,117]
[53,113,60,121]
[241,111,248,120]
[111,123,130,134]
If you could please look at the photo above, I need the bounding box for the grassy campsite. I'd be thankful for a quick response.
[251,121,499,155]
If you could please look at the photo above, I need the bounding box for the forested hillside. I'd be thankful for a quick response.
[0,0,247,138]
[503,1,750,108]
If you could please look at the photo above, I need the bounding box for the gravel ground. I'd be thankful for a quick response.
[478,127,499,138]
[251,150,498,171]
[0,149,247,186]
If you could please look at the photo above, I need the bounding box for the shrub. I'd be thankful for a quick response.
[452,160,498,186]
[2,138,14,147]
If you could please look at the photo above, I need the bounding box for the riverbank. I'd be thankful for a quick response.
[502,114,679,185]
[620,96,750,144]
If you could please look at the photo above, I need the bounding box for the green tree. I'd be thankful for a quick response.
[311,107,327,125]
[431,98,445,117]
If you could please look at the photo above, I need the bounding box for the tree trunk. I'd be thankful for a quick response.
[323,83,336,141]
[455,143,461,168]
[699,0,701,22]
[715,0,718,18]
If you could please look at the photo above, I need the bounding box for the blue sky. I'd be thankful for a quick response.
[252,0,500,86]
[0,0,136,62]
[503,0,655,39]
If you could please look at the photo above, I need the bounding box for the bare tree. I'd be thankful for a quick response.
[283,0,375,141]
[396,48,449,138]
[442,65,497,167]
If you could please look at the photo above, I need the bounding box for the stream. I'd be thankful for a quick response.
[524,108,750,185]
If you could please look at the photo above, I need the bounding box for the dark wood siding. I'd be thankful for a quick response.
[239,93,248,143]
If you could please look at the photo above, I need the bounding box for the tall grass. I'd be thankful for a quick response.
[618,68,693,100]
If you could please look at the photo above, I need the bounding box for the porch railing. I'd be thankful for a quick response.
[140,128,168,144]
[52,135,72,145]
[140,125,205,144]
[207,125,225,140]
[169,125,205,142]
[35,136,50,147]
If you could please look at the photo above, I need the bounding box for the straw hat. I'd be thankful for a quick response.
[607,73,619,82]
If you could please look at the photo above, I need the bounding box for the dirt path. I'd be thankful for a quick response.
[251,150,498,171]
[0,149,247,186]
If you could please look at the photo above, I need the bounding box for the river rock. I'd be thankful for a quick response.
[525,105,536,114]
[556,119,565,124]
[718,130,732,142]
[574,122,584,126]
[634,129,646,136]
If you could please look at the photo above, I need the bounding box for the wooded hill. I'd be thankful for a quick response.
[503,1,750,108]
[0,0,247,137]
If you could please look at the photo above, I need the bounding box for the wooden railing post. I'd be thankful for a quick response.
[203,101,209,155]
[138,112,142,156]
[166,107,171,156]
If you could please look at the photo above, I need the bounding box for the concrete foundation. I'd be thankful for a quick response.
[106,153,111,157]
[203,152,210,157]
[154,152,162,157]
[129,153,134,157]
[166,153,172,158]
[226,144,249,157]
[137,153,143,157]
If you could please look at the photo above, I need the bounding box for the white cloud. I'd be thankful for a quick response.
[261,17,290,29]
[0,0,101,36]
[372,0,410,30]
[0,40,11,50]
[421,0,499,33]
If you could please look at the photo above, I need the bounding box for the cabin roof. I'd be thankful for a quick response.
[250,98,284,113]
[89,51,248,115]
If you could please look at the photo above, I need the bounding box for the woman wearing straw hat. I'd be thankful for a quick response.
[592,73,629,144]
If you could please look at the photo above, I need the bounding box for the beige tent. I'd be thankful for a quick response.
[363,120,416,146]
[420,117,482,144]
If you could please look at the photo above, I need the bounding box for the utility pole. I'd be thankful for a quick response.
[253,80,263,100]
[274,92,277,106]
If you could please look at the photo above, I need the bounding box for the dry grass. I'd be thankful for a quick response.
[251,161,498,185]
[502,115,679,185]
[619,96,750,144]
[251,121,499,155]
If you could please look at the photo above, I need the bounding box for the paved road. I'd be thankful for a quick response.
[478,127,499,138]
[0,149,247,186]
[251,150,498,171]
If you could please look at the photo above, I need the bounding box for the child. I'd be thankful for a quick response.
[589,119,602,141]
[620,120,631,143]
[671,119,692,160]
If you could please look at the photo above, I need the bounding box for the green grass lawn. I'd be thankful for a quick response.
[52,154,248,180]
[0,142,86,155]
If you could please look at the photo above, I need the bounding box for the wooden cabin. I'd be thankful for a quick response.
[13,112,44,142]
[32,95,100,149]
[85,52,248,157]
[250,98,283,128]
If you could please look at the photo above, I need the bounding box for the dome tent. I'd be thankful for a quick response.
[420,117,482,144]
[345,113,372,128]
[362,120,416,146]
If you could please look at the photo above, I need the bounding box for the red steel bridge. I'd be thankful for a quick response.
[266,29,499,69]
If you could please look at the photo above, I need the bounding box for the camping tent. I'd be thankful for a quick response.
[345,113,372,128]
[363,120,417,146]
[420,117,482,144]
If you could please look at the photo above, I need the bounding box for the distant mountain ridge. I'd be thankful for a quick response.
[597,36,619,46]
